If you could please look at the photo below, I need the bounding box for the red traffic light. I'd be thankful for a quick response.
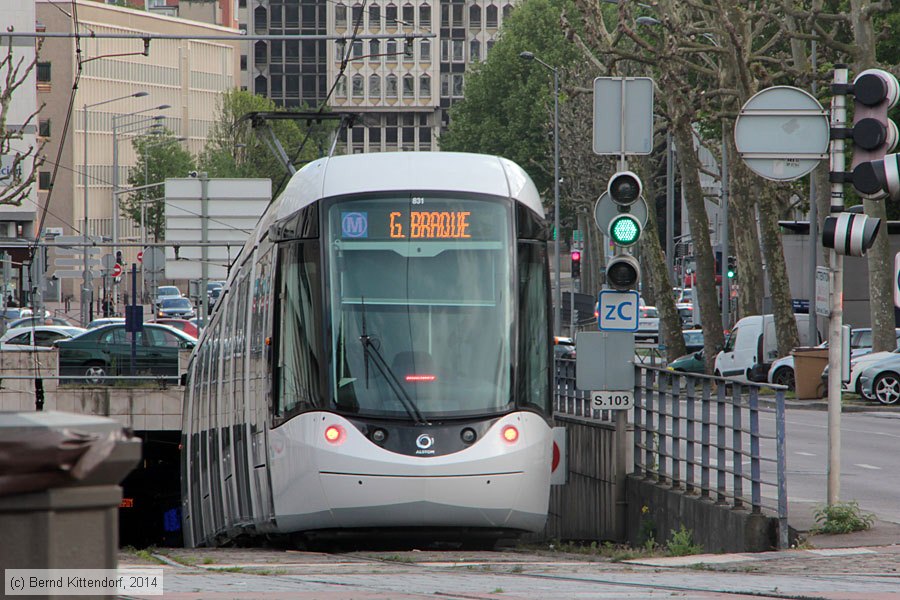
[571,251,581,261]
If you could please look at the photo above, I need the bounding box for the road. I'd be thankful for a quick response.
[774,407,900,526]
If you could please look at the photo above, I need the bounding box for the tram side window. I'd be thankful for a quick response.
[276,242,324,419]
[517,241,551,414]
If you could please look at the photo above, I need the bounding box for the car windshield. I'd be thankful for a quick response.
[324,195,513,420]
[683,331,703,346]
[641,307,659,318]
[158,287,180,296]
[162,298,192,309]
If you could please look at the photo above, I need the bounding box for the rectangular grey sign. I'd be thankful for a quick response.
[575,330,636,391]
[593,77,654,155]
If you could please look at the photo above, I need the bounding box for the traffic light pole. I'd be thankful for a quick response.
[826,65,848,507]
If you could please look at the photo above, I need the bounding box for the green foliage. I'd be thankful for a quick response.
[123,131,196,241]
[197,89,334,198]
[813,501,875,534]
[666,525,703,556]
[439,0,582,195]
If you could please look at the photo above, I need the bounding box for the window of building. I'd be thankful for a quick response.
[38,171,51,190]
[335,3,347,27]
[452,3,464,26]
[369,74,381,97]
[420,39,431,61]
[369,39,381,62]
[385,3,398,27]
[386,39,398,62]
[403,39,414,61]
[440,39,449,62]
[352,2,364,23]
[369,126,382,143]
[419,3,431,27]
[240,54,248,70]
[38,119,51,138]
[36,62,50,84]
[486,4,498,27]
[402,3,414,25]
[285,4,299,28]
[369,3,381,26]
[286,41,300,63]
[402,74,414,97]
[352,74,364,98]
[469,39,480,62]
[419,74,431,97]
[386,126,398,144]
[352,39,363,59]
[255,75,267,95]
[335,74,347,98]
[386,74,398,98]
[486,39,496,54]
[452,73,464,97]
[502,3,513,20]
[469,4,481,28]
[254,6,267,32]
[254,41,268,65]
[269,4,282,29]
[440,72,450,97]
[301,5,319,28]
[452,40,464,62]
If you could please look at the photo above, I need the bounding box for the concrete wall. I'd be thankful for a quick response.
[625,476,779,553]
[0,351,185,431]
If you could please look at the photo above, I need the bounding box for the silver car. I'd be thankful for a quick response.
[858,353,900,405]
[157,297,196,319]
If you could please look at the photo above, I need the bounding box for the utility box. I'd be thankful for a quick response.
[0,412,141,569]
[791,347,829,399]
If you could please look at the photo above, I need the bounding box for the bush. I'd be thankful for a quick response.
[813,501,875,534]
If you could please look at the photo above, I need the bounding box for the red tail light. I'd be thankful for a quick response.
[502,425,519,443]
[405,374,436,382]
[324,425,346,445]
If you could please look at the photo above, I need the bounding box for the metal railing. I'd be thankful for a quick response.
[554,357,616,423]
[634,366,788,549]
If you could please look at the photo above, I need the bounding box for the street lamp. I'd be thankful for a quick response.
[112,109,170,310]
[82,91,148,326]
[519,50,561,335]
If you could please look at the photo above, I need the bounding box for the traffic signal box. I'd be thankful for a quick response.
[571,250,581,278]
[824,69,898,256]
[605,171,642,290]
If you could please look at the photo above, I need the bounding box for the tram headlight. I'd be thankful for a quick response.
[324,424,346,445]
[460,428,477,444]
[501,425,519,444]
[371,428,387,443]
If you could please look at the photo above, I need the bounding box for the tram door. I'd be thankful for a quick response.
[248,249,275,523]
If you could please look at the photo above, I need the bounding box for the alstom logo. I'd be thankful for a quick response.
[341,212,368,238]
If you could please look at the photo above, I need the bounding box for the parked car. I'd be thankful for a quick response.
[57,323,197,383]
[6,315,75,330]
[858,353,900,405]
[0,325,86,351]
[554,336,575,359]
[157,297,196,319]
[768,329,900,391]
[676,304,695,329]
[682,329,704,353]
[714,314,818,382]
[154,286,183,307]
[636,306,659,343]
[156,318,199,339]
[668,349,705,374]
[208,287,223,314]
[87,317,126,329]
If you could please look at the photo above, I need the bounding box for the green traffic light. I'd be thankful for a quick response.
[609,214,641,246]
[727,269,735,279]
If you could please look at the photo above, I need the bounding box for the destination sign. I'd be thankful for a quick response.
[337,198,503,241]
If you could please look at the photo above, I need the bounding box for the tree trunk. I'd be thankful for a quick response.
[644,189,687,360]
[727,138,764,318]
[758,187,800,357]
[864,199,896,351]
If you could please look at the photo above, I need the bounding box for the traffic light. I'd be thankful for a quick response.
[606,171,643,247]
[115,250,123,265]
[822,211,881,256]
[727,256,736,279]
[604,171,644,290]
[851,68,900,200]
[606,254,641,291]
[571,250,581,278]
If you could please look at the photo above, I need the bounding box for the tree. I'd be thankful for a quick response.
[0,38,44,206]
[122,132,196,241]
[197,89,333,199]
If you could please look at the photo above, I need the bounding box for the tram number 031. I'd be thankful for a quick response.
[591,390,633,409]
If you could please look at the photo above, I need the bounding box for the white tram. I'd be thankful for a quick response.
[182,152,555,547]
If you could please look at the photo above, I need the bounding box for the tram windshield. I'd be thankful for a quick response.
[326,195,513,419]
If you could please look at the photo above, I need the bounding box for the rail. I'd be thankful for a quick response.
[634,366,788,549]
[553,357,616,423]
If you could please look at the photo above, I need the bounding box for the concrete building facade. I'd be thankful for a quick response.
[35,0,240,307]
[240,0,517,153]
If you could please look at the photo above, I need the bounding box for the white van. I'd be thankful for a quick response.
[714,314,818,382]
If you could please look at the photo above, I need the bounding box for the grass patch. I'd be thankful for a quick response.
[666,525,703,556]
[123,546,165,564]
[381,554,416,563]
[813,501,875,534]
